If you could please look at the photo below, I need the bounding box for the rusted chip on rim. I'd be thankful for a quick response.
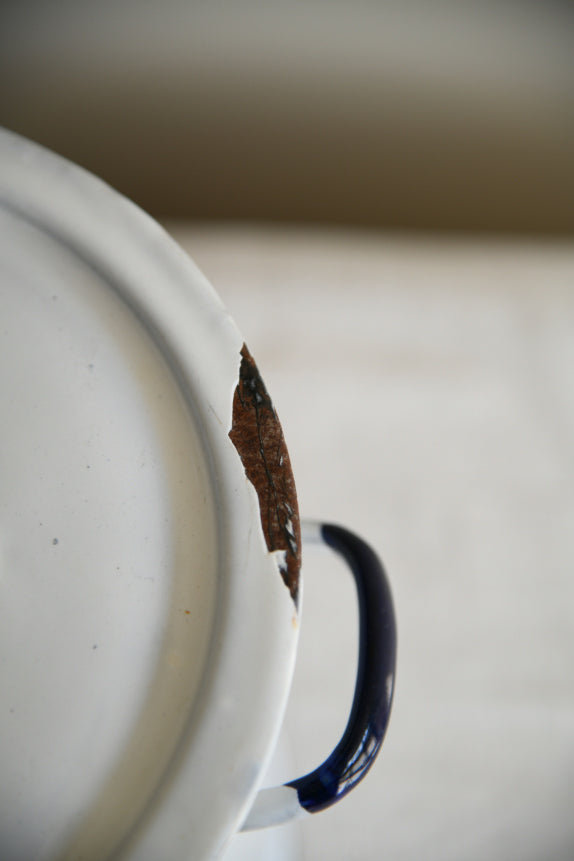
[228,344,301,606]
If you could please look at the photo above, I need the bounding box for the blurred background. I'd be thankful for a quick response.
[1,0,574,234]
[1,2,574,860]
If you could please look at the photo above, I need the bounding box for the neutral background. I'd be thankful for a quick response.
[2,2,574,859]
[1,0,574,235]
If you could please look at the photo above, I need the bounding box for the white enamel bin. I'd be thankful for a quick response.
[0,129,396,861]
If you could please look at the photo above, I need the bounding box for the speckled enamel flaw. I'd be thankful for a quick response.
[228,344,301,605]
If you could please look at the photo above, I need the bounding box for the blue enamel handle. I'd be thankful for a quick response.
[242,521,397,830]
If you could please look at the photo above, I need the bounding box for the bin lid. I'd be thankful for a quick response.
[0,129,299,861]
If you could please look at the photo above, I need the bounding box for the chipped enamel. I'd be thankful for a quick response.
[228,344,301,606]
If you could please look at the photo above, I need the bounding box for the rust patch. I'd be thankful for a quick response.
[229,344,301,606]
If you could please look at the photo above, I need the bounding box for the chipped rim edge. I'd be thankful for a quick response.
[228,344,301,607]
[0,128,301,860]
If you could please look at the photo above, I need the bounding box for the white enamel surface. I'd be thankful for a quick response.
[225,733,304,860]
[0,211,218,860]
[241,786,305,831]
[0,130,299,860]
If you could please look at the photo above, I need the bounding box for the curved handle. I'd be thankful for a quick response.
[242,520,397,830]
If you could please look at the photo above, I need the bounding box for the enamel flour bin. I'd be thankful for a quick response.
[0,129,396,860]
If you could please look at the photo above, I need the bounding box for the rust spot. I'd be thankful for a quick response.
[229,344,301,606]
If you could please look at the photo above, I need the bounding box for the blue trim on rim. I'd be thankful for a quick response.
[287,523,397,813]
